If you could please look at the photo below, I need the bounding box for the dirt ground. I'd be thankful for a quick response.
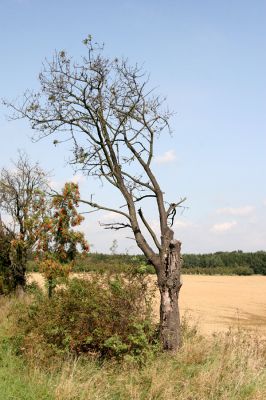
[28,273,266,335]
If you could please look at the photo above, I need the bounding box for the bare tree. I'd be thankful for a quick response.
[0,152,48,293]
[5,37,186,350]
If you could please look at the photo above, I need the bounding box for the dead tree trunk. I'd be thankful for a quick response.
[158,239,182,350]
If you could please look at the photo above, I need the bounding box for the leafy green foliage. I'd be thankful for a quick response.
[28,251,266,276]
[182,251,266,275]
[13,273,157,363]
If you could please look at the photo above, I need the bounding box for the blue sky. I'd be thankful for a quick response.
[0,0,265,253]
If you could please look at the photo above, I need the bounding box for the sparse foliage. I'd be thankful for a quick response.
[37,182,89,297]
[6,36,185,350]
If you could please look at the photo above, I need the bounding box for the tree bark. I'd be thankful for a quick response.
[48,277,53,298]
[15,282,25,298]
[11,244,27,295]
[13,264,26,296]
[158,239,182,351]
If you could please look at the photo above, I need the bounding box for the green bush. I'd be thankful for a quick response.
[27,253,156,274]
[13,273,158,364]
[233,265,254,275]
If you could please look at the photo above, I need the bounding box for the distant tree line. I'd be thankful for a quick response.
[182,251,266,275]
[27,250,266,276]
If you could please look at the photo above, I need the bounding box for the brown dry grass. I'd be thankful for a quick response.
[51,327,266,400]
[28,273,266,336]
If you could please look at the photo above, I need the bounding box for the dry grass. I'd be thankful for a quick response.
[51,327,266,400]
[1,293,266,399]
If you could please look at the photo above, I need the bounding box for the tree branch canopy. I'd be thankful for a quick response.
[5,36,184,266]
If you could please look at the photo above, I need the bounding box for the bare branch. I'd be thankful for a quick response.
[166,197,187,227]
[120,193,156,209]
[99,221,131,230]
[166,197,187,217]
[134,194,156,203]
[79,198,130,220]
[138,208,161,251]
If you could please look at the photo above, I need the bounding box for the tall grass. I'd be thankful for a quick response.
[51,326,266,400]
[1,296,266,399]
[0,297,54,400]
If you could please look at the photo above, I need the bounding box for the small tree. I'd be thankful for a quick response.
[37,182,89,297]
[6,37,185,350]
[0,153,49,293]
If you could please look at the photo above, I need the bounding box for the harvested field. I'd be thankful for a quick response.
[28,273,266,335]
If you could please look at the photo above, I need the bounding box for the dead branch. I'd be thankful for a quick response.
[138,208,161,251]
[99,222,131,230]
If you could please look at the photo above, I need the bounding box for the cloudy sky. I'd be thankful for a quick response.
[0,0,265,253]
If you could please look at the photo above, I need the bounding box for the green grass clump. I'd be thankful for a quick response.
[0,344,54,400]
[0,297,54,400]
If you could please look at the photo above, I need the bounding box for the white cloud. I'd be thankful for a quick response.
[48,179,62,191]
[71,174,86,184]
[216,206,255,217]
[154,150,176,165]
[100,212,122,221]
[49,175,86,191]
[173,219,193,229]
[211,221,237,233]
[149,220,160,235]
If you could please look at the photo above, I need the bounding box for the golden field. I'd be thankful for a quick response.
[28,273,266,336]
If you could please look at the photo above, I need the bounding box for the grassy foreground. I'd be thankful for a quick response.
[1,296,266,400]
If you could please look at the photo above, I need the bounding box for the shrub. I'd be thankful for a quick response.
[13,272,158,364]
[233,265,254,275]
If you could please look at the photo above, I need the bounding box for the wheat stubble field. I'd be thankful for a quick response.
[28,273,266,336]
[176,275,266,335]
